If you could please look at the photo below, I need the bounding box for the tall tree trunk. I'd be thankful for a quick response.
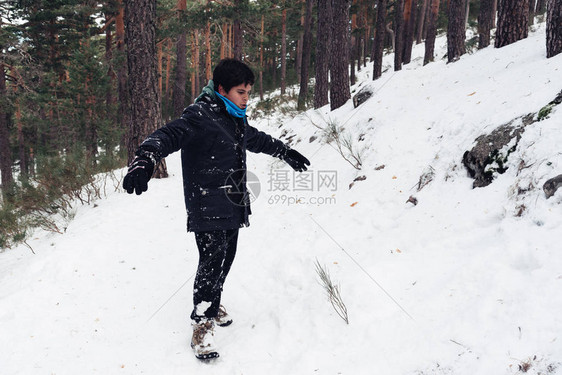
[158,41,163,96]
[233,0,243,61]
[330,0,352,111]
[16,98,26,177]
[424,0,440,65]
[116,0,130,151]
[205,21,212,80]
[447,0,466,62]
[373,0,388,79]
[192,29,200,99]
[296,1,305,81]
[529,0,536,25]
[0,61,14,193]
[546,0,562,58]
[350,11,357,85]
[492,0,498,27]
[403,0,416,64]
[536,0,547,13]
[124,0,166,179]
[259,15,264,100]
[281,9,287,95]
[314,0,332,108]
[105,12,115,129]
[298,0,314,110]
[495,0,529,48]
[220,24,227,59]
[465,0,471,26]
[173,0,187,116]
[416,0,429,43]
[394,0,405,71]
[478,0,494,48]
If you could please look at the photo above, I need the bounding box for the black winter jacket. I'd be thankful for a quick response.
[137,82,287,232]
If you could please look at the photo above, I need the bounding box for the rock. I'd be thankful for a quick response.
[352,86,374,108]
[406,196,418,205]
[462,114,534,188]
[543,174,562,199]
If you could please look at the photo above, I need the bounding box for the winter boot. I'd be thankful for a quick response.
[215,305,233,327]
[191,319,219,360]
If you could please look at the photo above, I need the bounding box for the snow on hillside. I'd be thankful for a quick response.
[1,23,562,375]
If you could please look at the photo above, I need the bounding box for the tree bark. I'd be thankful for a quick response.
[416,0,429,44]
[259,15,264,100]
[447,0,466,62]
[394,0,405,71]
[373,0,388,79]
[298,0,314,110]
[172,0,187,116]
[537,0,547,13]
[423,0,440,65]
[116,0,130,151]
[192,29,200,100]
[478,0,494,48]
[233,0,243,61]
[350,12,357,85]
[205,21,212,81]
[314,0,332,108]
[124,0,163,175]
[492,0,498,27]
[403,0,416,64]
[529,0,536,25]
[281,8,287,95]
[0,60,14,193]
[546,0,562,58]
[495,0,529,48]
[330,0,351,111]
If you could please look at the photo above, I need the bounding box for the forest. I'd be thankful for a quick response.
[0,0,561,249]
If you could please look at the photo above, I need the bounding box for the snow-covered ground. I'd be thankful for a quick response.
[1,24,562,374]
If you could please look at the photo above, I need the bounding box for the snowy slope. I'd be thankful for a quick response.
[1,23,562,375]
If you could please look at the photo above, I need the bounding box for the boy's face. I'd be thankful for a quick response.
[218,83,252,109]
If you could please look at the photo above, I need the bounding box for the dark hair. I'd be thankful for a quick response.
[213,59,255,93]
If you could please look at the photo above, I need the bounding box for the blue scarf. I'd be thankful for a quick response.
[215,91,247,118]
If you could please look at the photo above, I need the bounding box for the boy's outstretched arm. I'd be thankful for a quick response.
[123,108,202,195]
[246,124,311,172]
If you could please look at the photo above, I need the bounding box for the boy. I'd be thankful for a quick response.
[123,59,310,360]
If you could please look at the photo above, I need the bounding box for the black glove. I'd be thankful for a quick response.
[123,155,154,195]
[281,148,311,172]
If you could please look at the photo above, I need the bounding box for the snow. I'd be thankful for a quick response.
[2,24,562,374]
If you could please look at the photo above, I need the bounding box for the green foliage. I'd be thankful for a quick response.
[0,148,125,250]
[538,104,554,121]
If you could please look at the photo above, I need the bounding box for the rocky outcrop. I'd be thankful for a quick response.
[544,174,562,199]
[462,114,534,188]
[352,86,374,108]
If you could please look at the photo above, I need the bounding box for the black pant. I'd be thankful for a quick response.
[191,228,239,322]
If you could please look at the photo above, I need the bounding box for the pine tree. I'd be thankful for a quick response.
[330,0,352,110]
[373,0,388,79]
[0,60,13,193]
[495,0,530,48]
[124,0,164,173]
[447,0,466,62]
[297,0,314,110]
[172,0,188,116]
[423,0,439,65]
[314,0,332,108]
[478,0,495,49]
[394,0,405,71]
[546,0,562,58]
